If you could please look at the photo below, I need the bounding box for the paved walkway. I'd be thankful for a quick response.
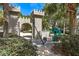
[20,32,61,56]
[32,39,61,56]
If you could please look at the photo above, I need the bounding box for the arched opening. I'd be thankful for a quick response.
[21,23,32,33]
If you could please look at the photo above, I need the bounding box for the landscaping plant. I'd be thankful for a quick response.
[52,34,79,56]
[0,38,37,56]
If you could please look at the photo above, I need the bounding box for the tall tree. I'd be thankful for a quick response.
[44,3,79,34]
[42,16,49,31]
[67,3,77,34]
[2,3,10,37]
[44,3,68,34]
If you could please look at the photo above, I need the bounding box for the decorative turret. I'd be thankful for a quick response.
[9,6,20,13]
[32,9,44,16]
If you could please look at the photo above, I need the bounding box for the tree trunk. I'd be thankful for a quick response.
[3,4,9,38]
[67,3,77,35]
[3,20,8,38]
[63,21,65,34]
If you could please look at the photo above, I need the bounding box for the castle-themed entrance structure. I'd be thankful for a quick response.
[18,10,44,39]
[1,3,45,39]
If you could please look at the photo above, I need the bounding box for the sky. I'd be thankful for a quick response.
[1,3,79,16]
[10,3,45,16]
[0,6,3,10]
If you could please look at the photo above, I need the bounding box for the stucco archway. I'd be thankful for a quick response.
[21,23,32,33]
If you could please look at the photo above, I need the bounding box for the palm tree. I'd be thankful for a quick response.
[44,3,68,34]
[42,16,49,31]
[44,3,79,34]
[67,3,77,34]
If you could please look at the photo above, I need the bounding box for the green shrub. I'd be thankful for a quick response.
[21,23,32,32]
[54,35,79,56]
[0,38,37,56]
[8,33,18,38]
[0,18,4,26]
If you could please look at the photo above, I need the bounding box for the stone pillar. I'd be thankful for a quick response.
[8,13,20,35]
[8,7,20,35]
[31,10,44,39]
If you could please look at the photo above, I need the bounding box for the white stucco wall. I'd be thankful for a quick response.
[34,18,42,37]
[18,17,32,29]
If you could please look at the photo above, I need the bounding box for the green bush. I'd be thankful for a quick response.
[8,33,19,38]
[0,32,3,37]
[53,35,79,56]
[0,18,4,26]
[0,38,37,56]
